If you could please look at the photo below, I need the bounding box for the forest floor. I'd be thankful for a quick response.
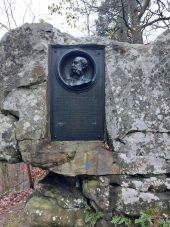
[0,167,47,227]
[0,189,33,227]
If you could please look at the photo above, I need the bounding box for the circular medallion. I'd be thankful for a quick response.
[58,50,96,91]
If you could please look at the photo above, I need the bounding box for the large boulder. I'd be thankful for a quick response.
[25,173,87,227]
[0,23,169,176]
[0,23,170,224]
[105,32,170,175]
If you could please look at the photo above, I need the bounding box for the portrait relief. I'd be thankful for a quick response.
[66,56,92,87]
[58,52,95,90]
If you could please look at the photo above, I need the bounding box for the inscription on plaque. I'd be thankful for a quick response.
[48,45,105,141]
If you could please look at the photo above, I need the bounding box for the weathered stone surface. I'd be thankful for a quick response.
[19,140,77,168]
[83,177,110,211]
[2,84,47,141]
[0,23,76,108]
[18,140,119,175]
[0,23,169,177]
[96,220,113,227]
[82,174,170,217]
[106,43,170,135]
[0,113,21,163]
[50,141,120,176]
[105,31,170,175]
[25,172,87,227]
[114,132,170,174]
[113,187,170,217]
[108,174,170,216]
[0,23,170,222]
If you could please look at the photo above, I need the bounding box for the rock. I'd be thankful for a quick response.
[50,141,120,176]
[106,42,170,136]
[105,30,170,174]
[83,177,111,211]
[109,174,170,192]
[25,172,87,227]
[0,23,76,109]
[112,187,170,217]
[0,23,169,177]
[96,219,113,227]
[0,23,170,222]
[18,140,77,168]
[108,174,170,216]
[82,174,170,217]
[2,84,47,141]
[114,132,170,174]
[0,113,21,163]
[17,140,120,174]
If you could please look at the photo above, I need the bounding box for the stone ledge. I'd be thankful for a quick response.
[20,140,119,176]
[49,141,120,176]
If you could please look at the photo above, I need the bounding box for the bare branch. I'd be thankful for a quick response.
[142,16,170,29]
[0,22,9,30]
[120,0,131,30]
[6,0,17,28]
[23,0,32,24]
[2,0,11,29]
[138,0,151,20]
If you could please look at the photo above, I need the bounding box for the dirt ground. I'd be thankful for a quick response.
[0,189,35,227]
[0,201,29,227]
[0,167,47,227]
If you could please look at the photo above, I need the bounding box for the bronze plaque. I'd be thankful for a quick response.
[48,45,105,141]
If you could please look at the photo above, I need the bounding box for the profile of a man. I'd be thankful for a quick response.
[66,56,91,87]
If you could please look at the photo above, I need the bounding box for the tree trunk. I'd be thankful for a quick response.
[116,0,129,42]
[128,0,143,44]
[86,14,90,36]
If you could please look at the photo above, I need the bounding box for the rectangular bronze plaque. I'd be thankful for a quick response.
[48,44,105,141]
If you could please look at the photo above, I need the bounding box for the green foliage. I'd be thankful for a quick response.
[135,207,170,227]
[135,211,151,227]
[39,18,46,23]
[96,0,170,43]
[84,206,103,227]
[111,207,170,227]
[111,215,132,227]
[48,1,77,28]
[159,219,170,227]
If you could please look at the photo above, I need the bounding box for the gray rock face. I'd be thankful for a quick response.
[114,132,170,174]
[0,23,76,164]
[105,34,170,175]
[0,23,170,223]
[82,174,170,217]
[0,23,169,175]
[109,174,170,216]
[3,84,47,141]
[25,173,87,227]
[26,172,170,226]
[0,114,21,163]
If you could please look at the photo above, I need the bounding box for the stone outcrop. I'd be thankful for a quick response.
[0,114,21,163]
[0,23,170,226]
[83,175,170,217]
[25,173,87,227]
[106,33,170,175]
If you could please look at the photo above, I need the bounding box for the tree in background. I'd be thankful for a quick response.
[74,0,99,36]
[48,0,100,36]
[96,0,170,43]
[0,0,36,32]
[49,0,170,43]
[0,0,170,43]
